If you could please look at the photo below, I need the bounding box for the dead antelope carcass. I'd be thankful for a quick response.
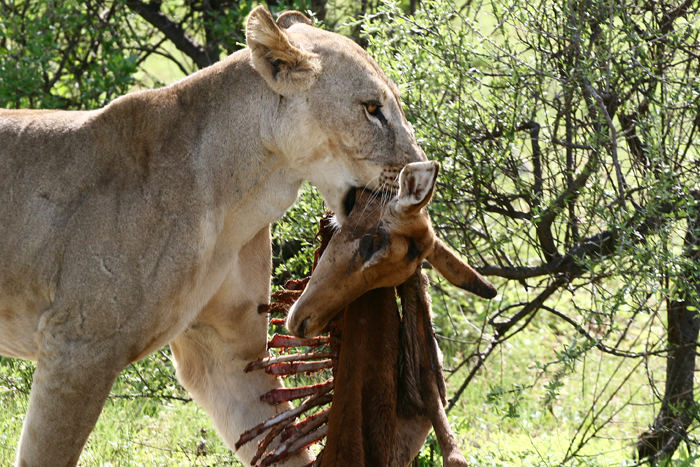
[239,161,496,466]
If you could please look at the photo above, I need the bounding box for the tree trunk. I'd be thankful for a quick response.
[637,192,700,461]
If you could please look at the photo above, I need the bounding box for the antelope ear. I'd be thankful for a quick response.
[246,6,321,95]
[396,161,440,215]
[427,238,497,299]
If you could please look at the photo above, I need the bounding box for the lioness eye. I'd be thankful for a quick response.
[363,102,386,124]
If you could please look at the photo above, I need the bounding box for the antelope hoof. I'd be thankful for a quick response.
[445,452,469,467]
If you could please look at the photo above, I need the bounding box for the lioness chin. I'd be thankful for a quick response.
[0,6,426,467]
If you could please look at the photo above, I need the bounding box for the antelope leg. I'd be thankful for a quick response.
[423,379,469,467]
[408,268,467,467]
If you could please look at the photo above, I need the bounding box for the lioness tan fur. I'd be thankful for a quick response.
[0,7,426,466]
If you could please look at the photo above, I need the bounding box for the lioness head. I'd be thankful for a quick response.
[246,6,427,221]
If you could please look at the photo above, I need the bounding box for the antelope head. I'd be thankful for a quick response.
[286,161,497,337]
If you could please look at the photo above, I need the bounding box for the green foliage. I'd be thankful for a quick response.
[366,0,698,463]
[0,1,139,108]
[486,383,525,419]
[0,356,33,397]
[272,184,327,285]
[116,350,189,407]
[0,0,317,107]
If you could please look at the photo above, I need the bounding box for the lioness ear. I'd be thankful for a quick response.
[427,238,497,299]
[276,11,313,28]
[246,6,321,95]
[396,161,440,216]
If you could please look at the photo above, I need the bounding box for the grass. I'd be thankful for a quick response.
[0,366,240,466]
[83,395,237,466]
[2,305,696,466]
[432,300,699,467]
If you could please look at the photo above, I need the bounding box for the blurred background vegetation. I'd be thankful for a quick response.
[1,0,698,465]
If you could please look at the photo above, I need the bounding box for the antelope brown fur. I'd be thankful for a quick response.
[321,287,402,466]
[239,162,495,465]
[303,163,496,466]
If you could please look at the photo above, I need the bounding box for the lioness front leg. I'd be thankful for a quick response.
[170,227,312,466]
[16,337,125,467]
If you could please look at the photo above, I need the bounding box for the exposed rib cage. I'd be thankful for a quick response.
[237,279,334,467]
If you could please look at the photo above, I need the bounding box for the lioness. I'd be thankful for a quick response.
[0,6,426,466]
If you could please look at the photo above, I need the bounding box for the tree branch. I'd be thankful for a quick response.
[519,120,560,260]
[125,0,215,69]
[478,198,678,281]
[584,83,627,205]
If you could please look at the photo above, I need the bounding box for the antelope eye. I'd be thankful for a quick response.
[359,230,387,262]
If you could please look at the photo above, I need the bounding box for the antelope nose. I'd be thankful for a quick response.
[296,317,310,338]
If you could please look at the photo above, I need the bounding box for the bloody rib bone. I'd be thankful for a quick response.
[267,334,329,349]
[260,425,329,467]
[266,360,333,376]
[258,411,330,467]
[260,380,334,404]
[281,278,310,291]
[280,408,329,441]
[257,279,309,314]
[257,302,291,314]
[245,352,335,373]
[235,383,333,449]
[251,424,285,466]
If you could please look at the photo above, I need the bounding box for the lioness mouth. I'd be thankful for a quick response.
[342,186,357,216]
